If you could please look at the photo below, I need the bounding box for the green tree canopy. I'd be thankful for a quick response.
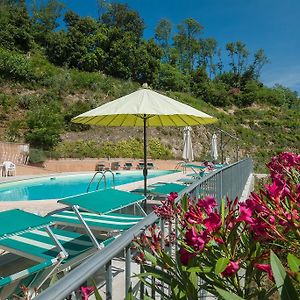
[101,3,145,39]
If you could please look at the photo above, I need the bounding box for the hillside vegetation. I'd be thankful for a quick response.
[0,1,299,172]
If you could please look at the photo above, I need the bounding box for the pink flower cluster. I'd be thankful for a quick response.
[146,152,299,283]
[153,192,179,220]
[179,196,223,265]
[80,286,94,300]
[238,155,300,241]
[267,151,300,182]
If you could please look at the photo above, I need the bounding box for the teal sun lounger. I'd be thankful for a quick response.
[49,189,146,232]
[0,209,116,299]
[131,182,187,199]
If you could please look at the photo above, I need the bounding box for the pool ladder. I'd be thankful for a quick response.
[86,170,115,192]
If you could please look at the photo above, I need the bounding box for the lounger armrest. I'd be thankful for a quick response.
[0,258,59,288]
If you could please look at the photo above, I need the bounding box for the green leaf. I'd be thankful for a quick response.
[220,197,225,225]
[144,251,157,266]
[125,285,136,300]
[287,253,300,273]
[215,257,230,275]
[186,267,202,273]
[93,280,103,300]
[161,251,174,267]
[270,251,299,300]
[215,287,245,300]
[181,194,188,212]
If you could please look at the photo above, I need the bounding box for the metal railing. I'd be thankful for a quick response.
[35,158,253,300]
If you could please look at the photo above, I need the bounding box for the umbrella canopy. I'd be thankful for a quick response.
[182,126,194,162]
[72,88,217,198]
[211,133,218,162]
[72,89,217,127]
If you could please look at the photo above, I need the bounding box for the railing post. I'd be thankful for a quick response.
[160,218,165,298]
[140,265,144,299]
[105,261,112,300]
[220,169,223,202]
[125,246,131,295]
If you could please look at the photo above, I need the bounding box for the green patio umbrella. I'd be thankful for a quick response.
[72,88,217,198]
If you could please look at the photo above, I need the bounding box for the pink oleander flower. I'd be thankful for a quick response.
[214,236,224,244]
[179,247,195,265]
[197,195,217,214]
[184,204,203,225]
[265,178,290,201]
[221,261,240,277]
[185,227,207,251]
[237,203,254,224]
[203,212,221,233]
[269,215,275,224]
[255,263,274,281]
[167,192,178,202]
[267,152,300,181]
[81,286,94,300]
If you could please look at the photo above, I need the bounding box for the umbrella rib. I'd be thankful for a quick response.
[120,114,128,126]
[84,116,99,125]
[158,115,164,126]
[176,114,190,126]
[188,115,210,124]
[106,114,119,126]
[94,115,107,126]
[168,115,177,126]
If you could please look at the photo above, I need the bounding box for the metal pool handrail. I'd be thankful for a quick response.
[35,158,253,300]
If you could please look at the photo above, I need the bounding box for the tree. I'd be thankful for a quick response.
[249,48,269,79]
[226,41,249,77]
[46,11,107,70]
[190,67,209,95]
[173,18,203,74]
[103,29,138,79]
[154,63,190,92]
[31,0,65,46]
[133,39,162,84]
[155,19,172,62]
[0,0,33,52]
[198,38,218,78]
[101,3,144,39]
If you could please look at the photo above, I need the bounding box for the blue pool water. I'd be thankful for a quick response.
[0,170,176,201]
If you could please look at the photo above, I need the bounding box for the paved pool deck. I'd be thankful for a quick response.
[0,170,188,215]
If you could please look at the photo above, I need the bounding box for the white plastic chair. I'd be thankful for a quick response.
[2,161,16,176]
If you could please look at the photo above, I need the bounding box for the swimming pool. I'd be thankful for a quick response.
[0,170,176,201]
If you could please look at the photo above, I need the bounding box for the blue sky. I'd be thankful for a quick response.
[61,0,300,93]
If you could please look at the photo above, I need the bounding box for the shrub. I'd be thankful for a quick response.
[0,48,35,81]
[0,93,16,113]
[53,140,101,159]
[64,100,92,131]
[18,95,39,110]
[149,138,173,159]
[154,63,190,92]
[25,104,64,150]
[54,138,173,160]
[198,81,231,106]
[28,149,47,164]
[135,151,300,299]
[5,120,23,142]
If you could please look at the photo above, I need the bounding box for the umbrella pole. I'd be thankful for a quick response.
[143,115,148,210]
